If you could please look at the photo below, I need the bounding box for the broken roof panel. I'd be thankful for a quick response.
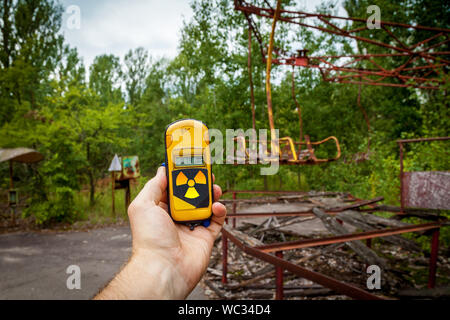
[0,148,44,163]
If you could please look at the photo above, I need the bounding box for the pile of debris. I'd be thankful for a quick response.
[201,192,450,300]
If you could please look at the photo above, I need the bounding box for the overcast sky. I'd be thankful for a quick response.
[60,0,346,68]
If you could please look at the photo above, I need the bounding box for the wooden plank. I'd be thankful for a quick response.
[336,210,421,252]
[223,224,264,247]
[312,207,388,269]
[328,196,384,212]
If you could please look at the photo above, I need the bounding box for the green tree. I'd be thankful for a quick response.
[0,0,64,124]
[89,54,123,106]
[123,47,150,106]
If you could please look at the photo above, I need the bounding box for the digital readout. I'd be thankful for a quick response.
[175,155,203,166]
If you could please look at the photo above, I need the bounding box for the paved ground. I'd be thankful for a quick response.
[0,226,206,300]
[0,198,357,300]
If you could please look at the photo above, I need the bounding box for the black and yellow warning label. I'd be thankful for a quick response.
[172,168,209,210]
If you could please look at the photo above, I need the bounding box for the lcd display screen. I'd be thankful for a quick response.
[175,155,204,167]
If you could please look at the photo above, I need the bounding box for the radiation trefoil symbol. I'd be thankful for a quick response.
[172,169,209,209]
[176,170,207,199]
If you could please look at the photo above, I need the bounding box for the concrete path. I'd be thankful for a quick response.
[0,226,206,300]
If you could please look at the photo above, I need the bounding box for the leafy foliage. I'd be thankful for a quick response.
[0,0,448,226]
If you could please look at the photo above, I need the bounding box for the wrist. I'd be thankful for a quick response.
[96,250,189,300]
[131,251,189,299]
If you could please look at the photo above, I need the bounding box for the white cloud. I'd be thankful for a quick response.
[59,0,348,68]
[60,0,193,67]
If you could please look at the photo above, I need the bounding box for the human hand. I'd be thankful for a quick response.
[95,166,227,300]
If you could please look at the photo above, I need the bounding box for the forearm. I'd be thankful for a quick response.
[94,252,189,300]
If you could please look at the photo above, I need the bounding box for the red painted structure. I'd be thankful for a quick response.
[397,137,449,288]
[235,0,450,90]
[224,1,450,299]
[221,190,448,299]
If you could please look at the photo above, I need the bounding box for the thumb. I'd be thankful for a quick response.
[134,166,167,207]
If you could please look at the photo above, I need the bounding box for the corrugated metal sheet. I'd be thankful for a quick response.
[0,148,43,163]
[402,171,450,210]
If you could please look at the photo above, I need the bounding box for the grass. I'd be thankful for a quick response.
[73,175,149,226]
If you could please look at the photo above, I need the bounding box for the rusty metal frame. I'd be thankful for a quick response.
[223,192,382,218]
[235,0,450,90]
[222,226,384,300]
[255,222,442,253]
[220,189,447,299]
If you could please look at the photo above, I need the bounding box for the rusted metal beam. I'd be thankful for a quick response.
[223,190,308,195]
[222,228,384,300]
[275,251,284,300]
[232,191,237,228]
[226,210,336,218]
[255,222,443,253]
[222,233,228,284]
[226,197,384,218]
[235,0,449,90]
[235,2,450,33]
[397,137,450,144]
[325,80,443,90]
[221,193,348,204]
[242,6,447,57]
[399,141,405,213]
[312,52,450,59]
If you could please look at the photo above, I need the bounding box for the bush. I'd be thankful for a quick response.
[24,186,78,225]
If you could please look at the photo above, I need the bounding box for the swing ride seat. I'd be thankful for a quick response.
[293,135,341,164]
[233,135,341,164]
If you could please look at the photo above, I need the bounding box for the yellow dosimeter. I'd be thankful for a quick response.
[164,119,213,230]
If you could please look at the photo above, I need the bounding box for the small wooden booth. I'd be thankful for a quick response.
[108,154,140,217]
[0,148,44,224]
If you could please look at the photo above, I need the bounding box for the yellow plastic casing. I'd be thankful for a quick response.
[164,119,213,224]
